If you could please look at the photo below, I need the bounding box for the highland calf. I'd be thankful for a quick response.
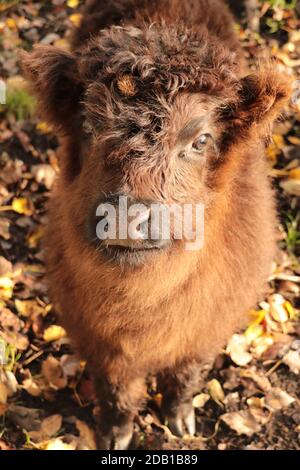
[22,0,291,449]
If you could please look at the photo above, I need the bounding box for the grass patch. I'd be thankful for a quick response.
[284,212,300,257]
[0,87,36,121]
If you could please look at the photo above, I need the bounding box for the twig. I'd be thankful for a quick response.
[22,349,45,366]
[265,360,283,377]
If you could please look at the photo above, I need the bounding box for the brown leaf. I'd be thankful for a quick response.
[263,388,295,411]
[221,410,261,437]
[41,355,68,390]
[7,405,42,432]
[41,414,62,438]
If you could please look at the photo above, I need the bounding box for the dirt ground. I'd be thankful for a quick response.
[0,0,299,451]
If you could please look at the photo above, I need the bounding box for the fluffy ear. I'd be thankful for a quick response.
[220,69,292,144]
[20,45,83,129]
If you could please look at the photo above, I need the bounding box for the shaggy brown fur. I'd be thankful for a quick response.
[21,0,291,449]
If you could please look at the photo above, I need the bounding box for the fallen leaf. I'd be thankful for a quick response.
[69,13,82,27]
[251,334,274,358]
[15,299,46,318]
[227,334,252,366]
[269,294,289,323]
[27,225,44,249]
[240,367,271,392]
[7,405,42,432]
[43,325,66,343]
[247,397,264,409]
[11,198,33,216]
[60,354,81,378]
[263,388,295,411]
[0,276,14,299]
[22,378,42,398]
[32,164,56,190]
[36,121,52,134]
[280,178,300,196]
[41,355,67,390]
[45,438,75,450]
[207,379,225,407]
[67,0,79,7]
[244,324,264,344]
[41,414,62,438]
[193,393,210,408]
[221,410,261,436]
[283,350,300,374]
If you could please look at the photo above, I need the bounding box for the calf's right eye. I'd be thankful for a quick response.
[192,133,210,152]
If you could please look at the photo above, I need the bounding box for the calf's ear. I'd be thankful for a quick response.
[20,45,83,129]
[220,69,292,142]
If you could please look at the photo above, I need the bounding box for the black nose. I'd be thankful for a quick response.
[90,194,171,251]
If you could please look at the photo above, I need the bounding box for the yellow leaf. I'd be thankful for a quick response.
[15,299,45,317]
[248,309,266,327]
[0,276,13,290]
[272,135,285,148]
[36,121,52,134]
[266,143,279,163]
[284,301,296,320]
[67,0,79,7]
[5,18,17,30]
[27,226,44,249]
[53,38,70,51]
[288,168,300,180]
[69,13,82,27]
[244,324,264,344]
[43,325,66,343]
[11,198,32,216]
[266,134,284,165]
[247,397,263,408]
[0,276,14,299]
[152,393,162,407]
[207,379,225,407]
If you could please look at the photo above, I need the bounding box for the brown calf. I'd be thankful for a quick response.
[21,0,290,449]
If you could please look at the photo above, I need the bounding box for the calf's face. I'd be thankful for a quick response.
[21,26,290,267]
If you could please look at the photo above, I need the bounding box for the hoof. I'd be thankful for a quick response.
[165,404,196,437]
[97,424,134,450]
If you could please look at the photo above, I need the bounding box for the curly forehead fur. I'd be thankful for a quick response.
[80,23,239,94]
[78,23,240,166]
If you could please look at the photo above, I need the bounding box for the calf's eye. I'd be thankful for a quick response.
[192,133,210,152]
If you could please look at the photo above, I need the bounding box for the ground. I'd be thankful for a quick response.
[0,0,300,451]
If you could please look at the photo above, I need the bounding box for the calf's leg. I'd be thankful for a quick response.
[93,371,146,450]
[158,361,208,437]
